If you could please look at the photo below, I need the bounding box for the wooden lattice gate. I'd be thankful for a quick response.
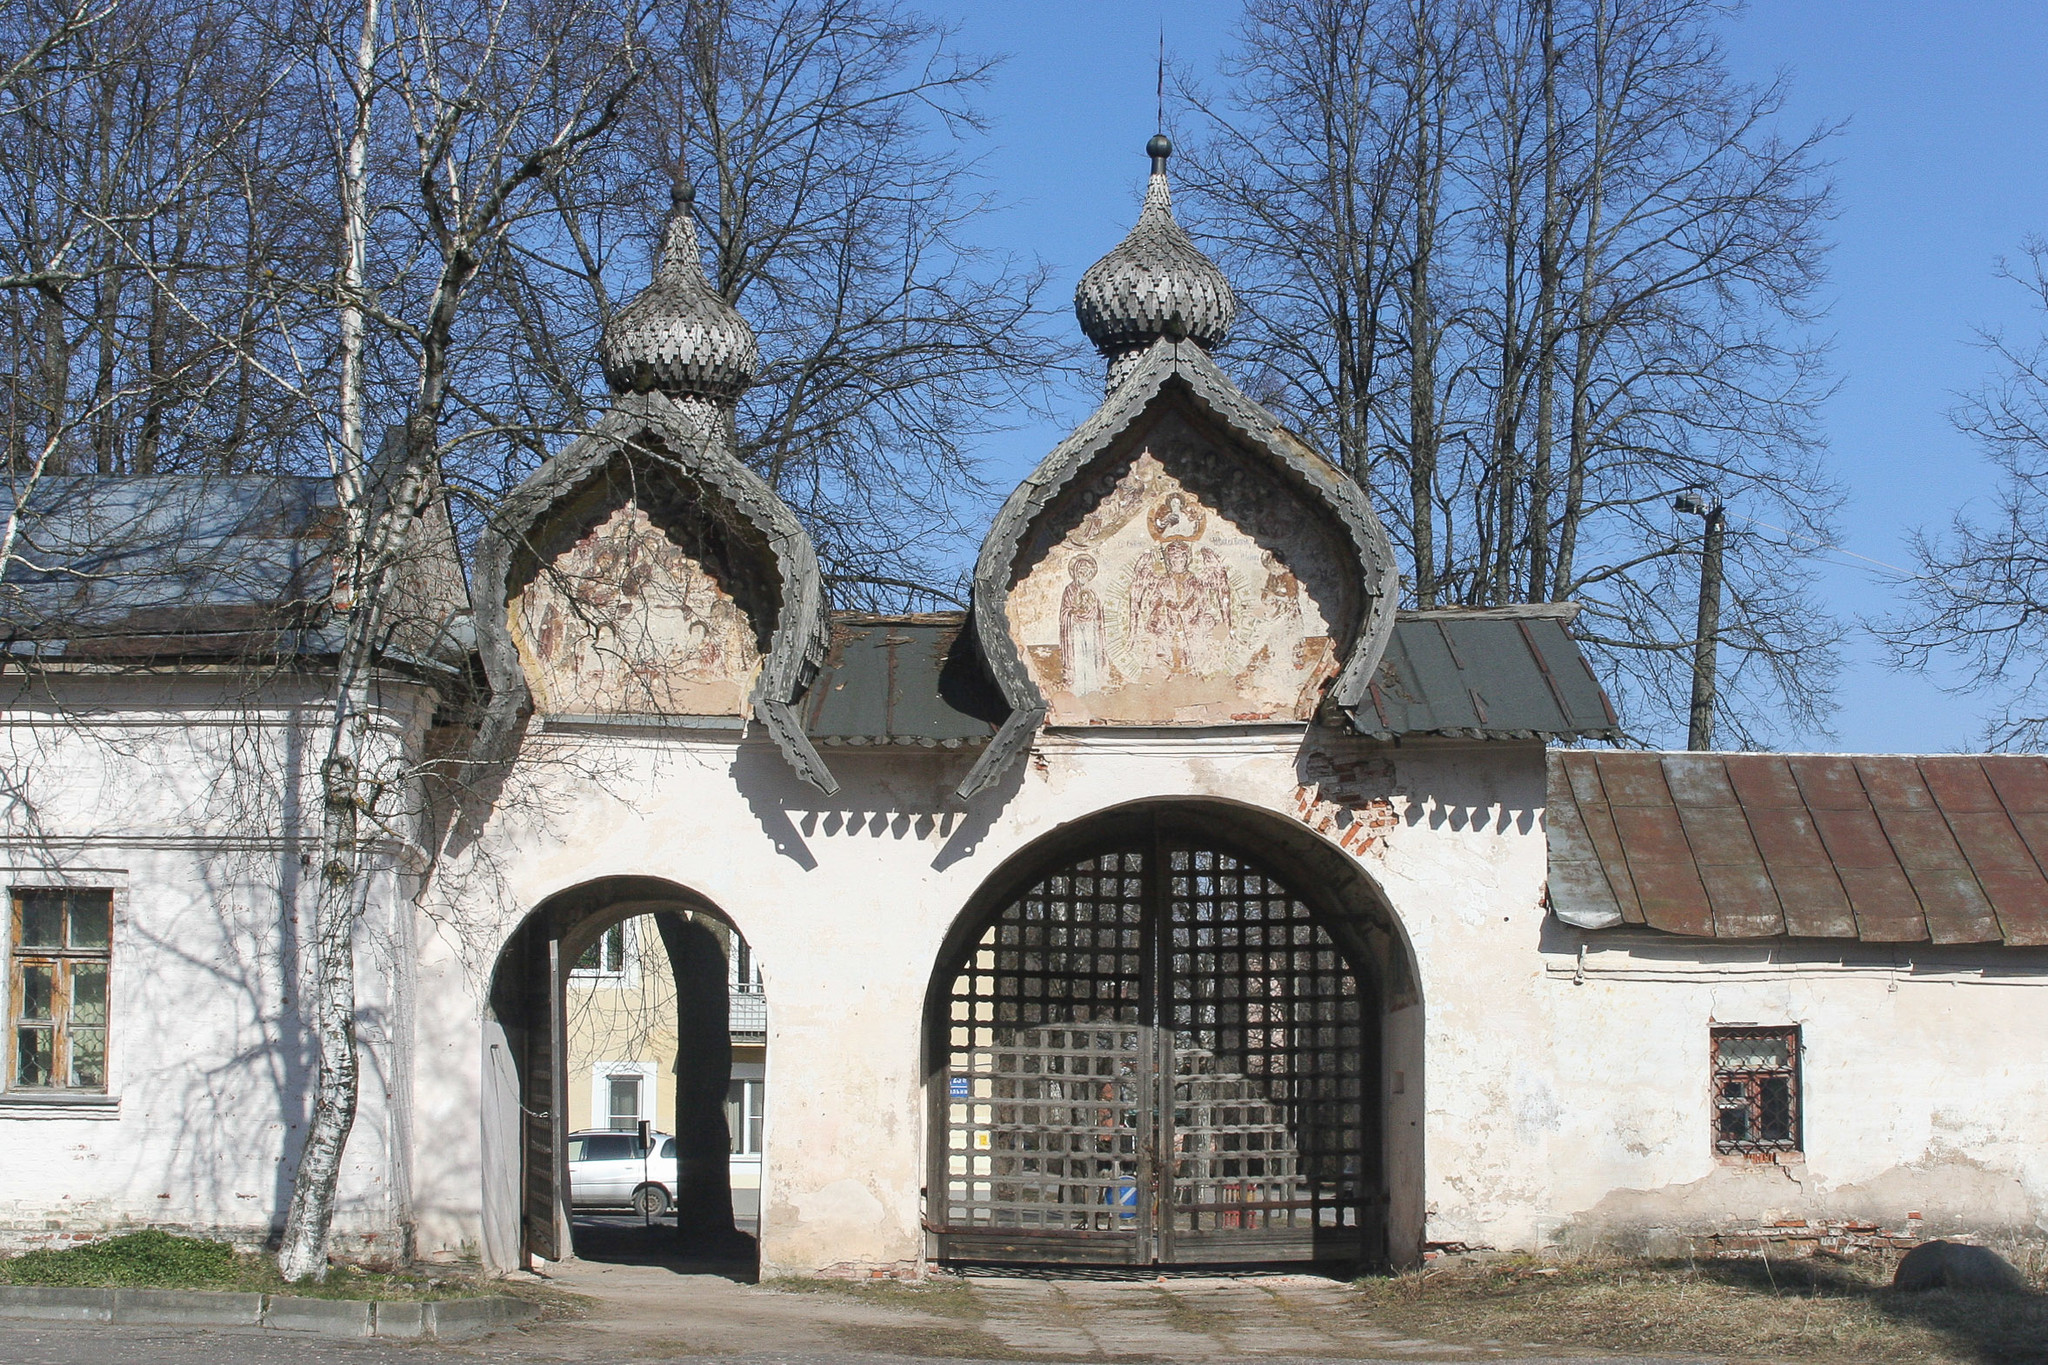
[930,821,1376,1265]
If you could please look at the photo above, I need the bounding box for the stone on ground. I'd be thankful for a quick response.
[1891,1240,2030,1293]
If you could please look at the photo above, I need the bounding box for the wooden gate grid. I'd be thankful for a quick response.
[933,825,1368,1264]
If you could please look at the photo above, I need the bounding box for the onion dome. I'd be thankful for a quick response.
[1074,135,1236,370]
[599,188,759,402]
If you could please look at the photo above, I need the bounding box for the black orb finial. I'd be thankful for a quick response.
[1147,133,1172,174]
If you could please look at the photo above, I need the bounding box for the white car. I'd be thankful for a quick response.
[567,1129,677,1217]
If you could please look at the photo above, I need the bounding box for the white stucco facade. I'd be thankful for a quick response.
[9,682,2042,1272]
[0,673,431,1258]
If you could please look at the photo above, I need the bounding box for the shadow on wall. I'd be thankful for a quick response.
[1563,1157,2044,1261]
[728,741,1024,874]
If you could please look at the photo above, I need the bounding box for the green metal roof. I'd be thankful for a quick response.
[803,614,1006,746]
[803,606,1618,746]
[1359,606,1620,742]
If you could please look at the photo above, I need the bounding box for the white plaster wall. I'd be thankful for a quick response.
[417,724,2048,1273]
[1531,936,2048,1250]
[0,676,431,1256]
[12,682,2045,1272]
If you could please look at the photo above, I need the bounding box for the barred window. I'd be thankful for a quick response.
[1712,1026,1800,1157]
[9,889,113,1092]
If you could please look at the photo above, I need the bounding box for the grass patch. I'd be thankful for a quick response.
[1351,1253,2048,1365]
[1150,1286,1234,1339]
[0,1230,489,1301]
[766,1274,984,1321]
[0,1230,243,1289]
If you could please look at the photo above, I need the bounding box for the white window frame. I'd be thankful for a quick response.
[570,918,636,982]
[727,1061,765,1157]
[591,1060,658,1131]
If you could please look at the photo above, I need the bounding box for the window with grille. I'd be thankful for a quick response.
[9,889,113,1092]
[1712,1026,1800,1157]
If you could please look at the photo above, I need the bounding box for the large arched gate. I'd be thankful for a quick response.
[928,813,1379,1265]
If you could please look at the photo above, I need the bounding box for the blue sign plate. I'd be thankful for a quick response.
[949,1076,970,1098]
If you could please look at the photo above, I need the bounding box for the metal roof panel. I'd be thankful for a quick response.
[1547,750,2040,946]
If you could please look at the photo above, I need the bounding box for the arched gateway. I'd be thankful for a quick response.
[926,803,1413,1267]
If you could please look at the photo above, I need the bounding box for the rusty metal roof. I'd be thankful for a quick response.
[804,608,1618,748]
[1549,751,2048,945]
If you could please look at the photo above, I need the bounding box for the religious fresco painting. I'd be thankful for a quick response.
[509,499,763,719]
[1007,433,1351,725]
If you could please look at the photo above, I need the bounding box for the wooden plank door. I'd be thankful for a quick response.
[520,930,567,1261]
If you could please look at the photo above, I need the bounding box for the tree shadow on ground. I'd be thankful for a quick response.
[569,1214,759,1284]
[946,1258,1356,1281]
[1688,1255,2048,1365]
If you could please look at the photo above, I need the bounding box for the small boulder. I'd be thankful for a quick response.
[1891,1240,2030,1293]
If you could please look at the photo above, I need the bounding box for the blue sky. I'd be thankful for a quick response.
[923,2,2048,753]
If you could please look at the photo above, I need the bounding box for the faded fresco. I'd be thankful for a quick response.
[509,500,762,718]
[1008,433,1352,725]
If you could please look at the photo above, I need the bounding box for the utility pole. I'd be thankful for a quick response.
[1675,489,1724,750]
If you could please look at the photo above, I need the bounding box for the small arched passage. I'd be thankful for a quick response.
[482,876,756,1271]
[923,799,1422,1269]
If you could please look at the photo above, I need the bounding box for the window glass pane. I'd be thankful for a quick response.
[1716,1080,1751,1142]
[575,940,601,971]
[660,1138,676,1159]
[70,964,107,1027]
[748,1081,764,1155]
[1717,1035,1789,1070]
[15,1026,53,1086]
[606,924,624,972]
[725,1082,745,1155]
[69,1029,105,1089]
[584,1133,634,1160]
[67,894,111,950]
[566,1137,588,1162]
[20,964,53,1021]
[1758,1076,1794,1142]
[18,893,63,948]
[608,1076,641,1128]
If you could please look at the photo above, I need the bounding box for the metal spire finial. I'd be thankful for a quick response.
[1157,21,1165,132]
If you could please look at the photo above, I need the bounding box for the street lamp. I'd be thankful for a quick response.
[1674,488,1725,750]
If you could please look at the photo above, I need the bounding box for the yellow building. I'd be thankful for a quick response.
[564,913,766,1220]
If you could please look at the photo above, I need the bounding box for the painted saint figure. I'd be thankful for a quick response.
[514,501,761,716]
[1149,491,1205,543]
[1060,555,1110,695]
[1128,539,1234,676]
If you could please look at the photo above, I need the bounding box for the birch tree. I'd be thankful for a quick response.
[272,0,647,1281]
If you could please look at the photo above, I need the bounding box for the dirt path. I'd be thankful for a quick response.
[473,1259,1718,1363]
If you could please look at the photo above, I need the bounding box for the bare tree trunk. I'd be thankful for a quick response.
[1404,0,1446,608]
[277,740,370,1280]
[333,0,378,538]
[1554,0,1609,598]
[38,284,70,473]
[1527,0,1560,602]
